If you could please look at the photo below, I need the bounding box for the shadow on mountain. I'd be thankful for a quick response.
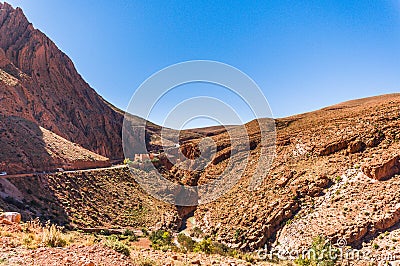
[0,175,71,226]
[0,115,54,174]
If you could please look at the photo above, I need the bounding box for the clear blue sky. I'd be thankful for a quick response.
[6,0,400,128]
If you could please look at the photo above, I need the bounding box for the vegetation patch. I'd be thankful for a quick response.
[104,235,131,256]
[295,236,338,266]
[149,230,174,251]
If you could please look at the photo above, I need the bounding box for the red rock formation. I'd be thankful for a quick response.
[319,139,349,156]
[0,2,123,160]
[0,3,206,173]
[362,155,400,181]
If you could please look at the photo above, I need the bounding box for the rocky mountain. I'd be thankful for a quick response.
[188,93,400,258]
[0,2,218,174]
[0,3,126,147]
[133,92,400,260]
[0,2,127,172]
[0,2,185,174]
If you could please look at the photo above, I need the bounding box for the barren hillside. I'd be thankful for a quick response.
[187,93,400,260]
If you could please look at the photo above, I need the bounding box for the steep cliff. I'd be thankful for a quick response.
[0,2,123,163]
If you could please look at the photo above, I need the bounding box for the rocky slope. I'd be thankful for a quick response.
[0,2,125,158]
[0,115,111,174]
[0,167,179,229]
[3,93,396,264]
[184,93,400,261]
[147,93,400,264]
[0,2,127,173]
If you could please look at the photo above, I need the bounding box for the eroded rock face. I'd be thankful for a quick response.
[319,139,348,156]
[0,111,111,174]
[347,140,366,154]
[0,3,190,173]
[0,3,123,161]
[362,155,400,181]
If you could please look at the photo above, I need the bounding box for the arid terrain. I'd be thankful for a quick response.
[1,2,400,265]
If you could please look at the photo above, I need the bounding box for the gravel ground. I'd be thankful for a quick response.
[0,244,133,266]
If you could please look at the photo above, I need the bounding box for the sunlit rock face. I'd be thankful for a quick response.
[0,2,125,172]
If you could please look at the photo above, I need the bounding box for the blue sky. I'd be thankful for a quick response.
[6,0,400,128]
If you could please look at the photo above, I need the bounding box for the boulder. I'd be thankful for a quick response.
[347,140,366,154]
[277,171,294,187]
[0,212,21,223]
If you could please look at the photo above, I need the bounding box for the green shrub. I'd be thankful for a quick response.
[210,241,234,256]
[141,228,149,236]
[234,229,243,240]
[177,233,195,252]
[149,230,173,250]
[99,229,111,236]
[241,253,257,263]
[184,236,237,257]
[104,235,130,256]
[194,238,213,254]
[295,236,338,266]
[191,227,204,238]
[137,257,157,266]
[127,235,138,242]
[122,229,137,242]
[151,158,160,163]
[123,228,135,236]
